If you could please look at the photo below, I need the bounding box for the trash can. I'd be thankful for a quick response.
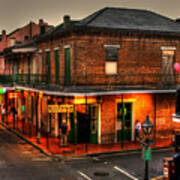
[163,157,175,180]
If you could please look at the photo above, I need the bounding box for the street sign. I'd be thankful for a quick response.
[144,148,152,161]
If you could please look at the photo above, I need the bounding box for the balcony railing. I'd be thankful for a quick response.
[0,73,179,88]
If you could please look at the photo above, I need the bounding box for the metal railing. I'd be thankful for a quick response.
[0,73,179,88]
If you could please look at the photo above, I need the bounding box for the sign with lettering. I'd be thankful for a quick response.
[48,104,74,113]
[8,92,21,99]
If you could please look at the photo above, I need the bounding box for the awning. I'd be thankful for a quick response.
[12,47,37,53]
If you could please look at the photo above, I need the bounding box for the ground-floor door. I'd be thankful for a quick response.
[77,104,99,144]
[117,103,132,141]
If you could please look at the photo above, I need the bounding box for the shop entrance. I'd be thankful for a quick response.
[77,104,99,144]
[77,112,90,143]
[117,103,132,141]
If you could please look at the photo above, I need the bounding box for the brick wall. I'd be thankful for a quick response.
[36,33,180,86]
[100,93,176,143]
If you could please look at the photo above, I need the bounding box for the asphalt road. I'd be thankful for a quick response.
[0,125,174,180]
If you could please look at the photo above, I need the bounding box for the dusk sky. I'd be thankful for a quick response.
[1,0,180,33]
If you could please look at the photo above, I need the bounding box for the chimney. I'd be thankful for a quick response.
[39,19,44,26]
[2,30,6,39]
[39,19,46,34]
[63,15,71,28]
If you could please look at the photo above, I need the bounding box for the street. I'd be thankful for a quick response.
[0,124,173,180]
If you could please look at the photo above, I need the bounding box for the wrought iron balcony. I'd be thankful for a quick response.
[0,73,179,89]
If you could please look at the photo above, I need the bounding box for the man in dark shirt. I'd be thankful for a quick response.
[174,146,180,180]
[60,119,68,146]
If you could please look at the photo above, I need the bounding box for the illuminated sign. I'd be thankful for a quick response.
[8,92,21,99]
[48,104,74,113]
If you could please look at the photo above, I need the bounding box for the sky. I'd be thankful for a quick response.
[1,0,180,33]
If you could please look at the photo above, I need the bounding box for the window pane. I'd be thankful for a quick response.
[106,48,118,61]
[105,62,117,74]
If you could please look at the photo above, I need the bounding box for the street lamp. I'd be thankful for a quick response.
[142,115,153,180]
[142,115,153,136]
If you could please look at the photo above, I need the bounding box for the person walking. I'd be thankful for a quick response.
[134,120,141,142]
[1,105,5,122]
[60,119,68,147]
[173,146,180,179]
[11,105,17,128]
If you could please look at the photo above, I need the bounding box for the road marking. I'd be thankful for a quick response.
[151,175,163,180]
[114,166,138,180]
[77,171,92,180]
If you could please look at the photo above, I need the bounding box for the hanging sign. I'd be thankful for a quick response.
[48,104,74,113]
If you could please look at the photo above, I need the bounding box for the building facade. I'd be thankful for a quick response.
[2,7,180,152]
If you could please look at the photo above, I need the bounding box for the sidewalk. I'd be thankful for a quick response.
[1,118,173,158]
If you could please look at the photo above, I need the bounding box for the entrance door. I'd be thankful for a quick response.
[89,105,98,144]
[64,48,71,86]
[77,111,90,143]
[117,103,132,141]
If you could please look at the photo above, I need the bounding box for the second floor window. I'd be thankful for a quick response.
[10,38,16,47]
[105,46,118,75]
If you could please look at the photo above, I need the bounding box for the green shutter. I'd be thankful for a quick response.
[46,51,51,84]
[90,105,98,144]
[64,48,71,86]
[55,50,60,84]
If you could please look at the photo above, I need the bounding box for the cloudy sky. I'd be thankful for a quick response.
[1,0,180,33]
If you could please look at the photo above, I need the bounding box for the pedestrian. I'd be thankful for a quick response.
[11,105,17,127]
[60,119,68,147]
[1,105,5,122]
[134,120,141,142]
[173,146,180,180]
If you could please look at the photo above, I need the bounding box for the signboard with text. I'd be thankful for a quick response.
[48,104,74,113]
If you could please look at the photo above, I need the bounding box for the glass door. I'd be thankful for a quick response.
[117,103,132,141]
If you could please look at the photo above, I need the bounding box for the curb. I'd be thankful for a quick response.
[0,122,173,160]
[86,146,173,157]
[0,123,52,157]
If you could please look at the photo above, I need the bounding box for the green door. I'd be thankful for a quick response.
[64,48,71,86]
[28,56,31,83]
[46,51,51,84]
[89,105,98,144]
[117,103,132,141]
[55,50,60,84]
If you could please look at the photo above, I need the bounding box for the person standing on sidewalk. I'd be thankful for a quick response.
[1,105,5,122]
[173,146,180,179]
[11,105,17,128]
[60,119,68,147]
[134,120,141,142]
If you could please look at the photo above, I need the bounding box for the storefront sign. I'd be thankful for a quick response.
[8,92,21,99]
[48,104,74,113]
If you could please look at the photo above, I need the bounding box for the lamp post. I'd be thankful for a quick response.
[142,115,153,180]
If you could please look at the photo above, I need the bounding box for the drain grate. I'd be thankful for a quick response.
[94,171,109,177]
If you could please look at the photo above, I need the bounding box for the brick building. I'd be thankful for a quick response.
[2,7,180,151]
[0,19,53,74]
